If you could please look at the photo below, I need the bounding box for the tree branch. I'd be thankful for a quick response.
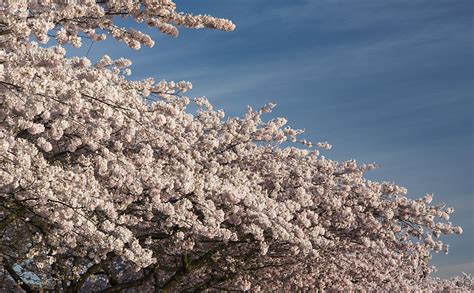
[3,260,35,293]
[160,245,224,292]
[0,213,16,231]
[99,270,155,293]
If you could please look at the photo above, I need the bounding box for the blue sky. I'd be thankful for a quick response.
[78,0,473,278]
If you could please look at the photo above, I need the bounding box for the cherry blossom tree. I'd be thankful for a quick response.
[0,1,471,291]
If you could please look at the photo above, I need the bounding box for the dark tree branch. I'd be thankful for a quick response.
[3,260,35,293]
[99,270,155,293]
[160,244,225,292]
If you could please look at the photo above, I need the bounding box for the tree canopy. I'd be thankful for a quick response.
[0,1,471,291]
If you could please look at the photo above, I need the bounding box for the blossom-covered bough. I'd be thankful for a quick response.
[0,1,472,291]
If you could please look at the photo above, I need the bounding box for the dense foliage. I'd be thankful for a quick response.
[0,1,471,291]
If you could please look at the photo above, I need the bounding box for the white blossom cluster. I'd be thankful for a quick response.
[1,0,235,49]
[0,1,471,292]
